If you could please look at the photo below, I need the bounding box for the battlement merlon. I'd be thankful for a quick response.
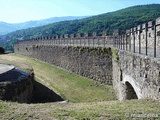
[156,17,160,25]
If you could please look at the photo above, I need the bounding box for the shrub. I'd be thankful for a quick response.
[0,46,5,54]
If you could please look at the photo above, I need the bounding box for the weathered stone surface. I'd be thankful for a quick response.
[14,43,160,101]
[0,64,14,74]
[15,45,113,85]
[113,49,160,101]
[0,64,33,103]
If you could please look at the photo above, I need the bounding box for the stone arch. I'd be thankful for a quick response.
[122,74,143,99]
[125,81,138,100]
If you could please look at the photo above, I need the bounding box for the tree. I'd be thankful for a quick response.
[0,46,5,54]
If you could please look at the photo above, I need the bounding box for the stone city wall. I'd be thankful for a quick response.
[114,17,160,52]
[14,17,160,101]
[15,45,113,85]
[112,48,160,101]
[129,17,160,48]
[15,32,114,48]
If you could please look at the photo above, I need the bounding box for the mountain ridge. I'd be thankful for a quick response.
[0,16,88,35]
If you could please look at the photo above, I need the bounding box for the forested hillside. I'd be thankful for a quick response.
[1,4,160,52]
[0,16,87,35]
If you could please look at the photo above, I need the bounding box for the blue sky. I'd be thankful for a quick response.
[0,0,160,23]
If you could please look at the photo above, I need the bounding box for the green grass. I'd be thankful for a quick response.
[0,54,116,102]
[0,99,159,120]
[0,101,6,113]
[50,99,160,120]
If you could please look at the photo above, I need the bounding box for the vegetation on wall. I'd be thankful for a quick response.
[111,48,119,63]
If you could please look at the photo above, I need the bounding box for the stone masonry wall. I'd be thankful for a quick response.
[14,43,160,101]
[112,49,160,101]
[15,45,113,85]
[129,17,160,48]
[0,68,34,103]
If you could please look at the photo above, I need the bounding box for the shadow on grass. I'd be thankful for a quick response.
[31,80,64,103]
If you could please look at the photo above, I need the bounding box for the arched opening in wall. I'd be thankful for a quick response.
[125,82,138,100]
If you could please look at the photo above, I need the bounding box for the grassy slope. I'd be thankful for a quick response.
[0,54,160,120]
[0,54,116,102]
[0,99,160,119]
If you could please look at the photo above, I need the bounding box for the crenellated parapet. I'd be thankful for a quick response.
[113,17,160,57]
[14,31,114,49]
[124,17,160,48]
[14,17,160,57]
[32,31,108,40]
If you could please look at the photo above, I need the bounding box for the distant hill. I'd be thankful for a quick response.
[0,22,17,35]
[0,16,88,35]
[0,4,160,52]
